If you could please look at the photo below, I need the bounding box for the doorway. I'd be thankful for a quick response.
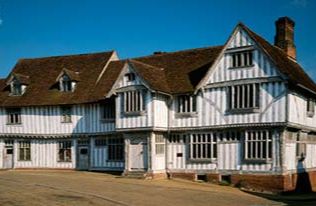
[129,141,148,171]
[77,139,90,170]
[3,140,14,169]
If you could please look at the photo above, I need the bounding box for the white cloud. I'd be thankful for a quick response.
[290,0,308,7]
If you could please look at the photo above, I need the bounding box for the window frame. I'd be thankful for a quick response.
[175,95,197,117]
[10,79,23,96]
[125,73,136,82]
[307,98,315,117]
[6,108,22,125]
[61,106,72,123]
[155,134,165,155]
[230,50,254,69]
[18,141,31,161]
[101,99,116,122]
[60,74,73,92]
[188,133,217,162]
[227,83,260,113]
[57,140,72,162]
[244,130,273,163]
[123,90,146,115]
[107,137,124,162]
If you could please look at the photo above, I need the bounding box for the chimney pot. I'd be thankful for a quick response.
[274,17,296,60]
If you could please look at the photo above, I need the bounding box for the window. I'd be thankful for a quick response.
[245,130,272,161]
[10,79,22,95]
[177,95,197,113]
[307,98,315,117]
[231,51,253,68]
[123,90,145,113]
[95,138,107,147]
[101,99,115,120]
[189,133,217,160]
[125,73,135,82]
[296,133,306,160]
[168,134,182,143]
[155,134,165,155]
[18,141,31,161]
[108,137,124,161]
[60,75,73,92]
[58,141,72,162]
[61,106,72,123]
[227,83,260,111]
[6,108,22,124]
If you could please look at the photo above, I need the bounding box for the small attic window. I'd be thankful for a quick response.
[10,78,23,96]
[231,51,253,68]
[125,73,135,82]
[59,74,74,92]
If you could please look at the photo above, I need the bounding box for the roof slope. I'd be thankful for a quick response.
[92,60,126,99]
[240,23,316,93]
[132,46,223,94]
[128,59,170,93]
[0,51,114,107]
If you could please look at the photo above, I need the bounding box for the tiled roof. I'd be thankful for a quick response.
[0,51,114,107]
[132,46,223,94]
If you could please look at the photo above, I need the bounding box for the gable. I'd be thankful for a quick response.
[116,64,148,89]
[204,26,282,85]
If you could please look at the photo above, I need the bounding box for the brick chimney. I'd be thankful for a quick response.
[274,17,296,60]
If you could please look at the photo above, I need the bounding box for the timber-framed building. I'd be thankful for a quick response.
[0,17,315,192]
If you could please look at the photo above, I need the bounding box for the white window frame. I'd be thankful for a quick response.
[244,130,272,162]
[123,90,145,113]
[61,106,72,123]
[307,98,315,117]
[176,95,197,114]
[189,133,217,161]
[155,134,165,155]
[18,141,31,161]
[231,51,253,68]
[60,74,73,92]
[6,108,22,125]
[125,73,136,82]
[57,141,72,162]
[227,83,260,112]
[10,79,23,96]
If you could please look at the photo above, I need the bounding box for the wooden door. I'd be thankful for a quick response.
[3,140,14,169]
[129,142,147,170]
[77,146,89,170]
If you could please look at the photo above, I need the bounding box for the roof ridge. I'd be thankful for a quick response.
[19,50,115,61]
[132,45,224,60]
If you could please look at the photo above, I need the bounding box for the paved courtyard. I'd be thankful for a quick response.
[0,170,311,206]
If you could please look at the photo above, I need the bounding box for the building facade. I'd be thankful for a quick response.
[0,17,315,192]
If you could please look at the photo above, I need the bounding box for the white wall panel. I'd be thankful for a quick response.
[170,82,286,128]
[116,91,153,129]
[13,139,76,169]
[288,93,316,129]
[0,104,115,135]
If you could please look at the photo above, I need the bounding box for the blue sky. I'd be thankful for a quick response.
[0,0,315,80]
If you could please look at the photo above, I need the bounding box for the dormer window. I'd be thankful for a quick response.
[7,74,29,96]
[60,74,73,92]
[10,79,22,96]
[125,73,135,82]
[56,69,80,92]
